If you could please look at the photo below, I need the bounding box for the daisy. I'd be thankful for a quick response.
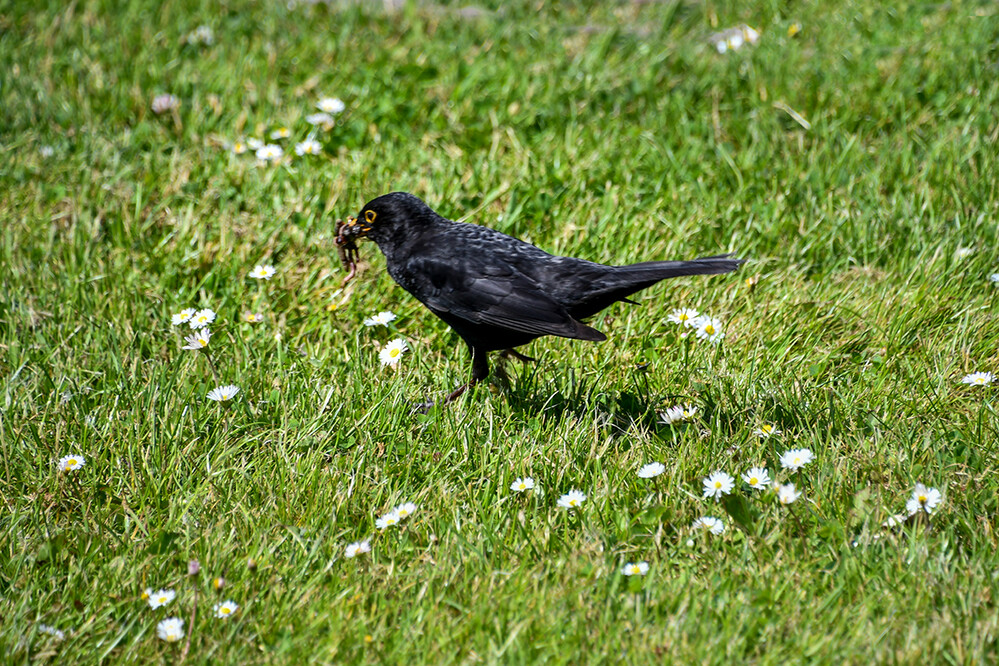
[151,94,179,114]
[58,454,85,472]
[317,97,346,114]
[776,483,801,505]
[375,511,401,530]
[395,502,418,519]
[882,513,908,528]
[213,600,239,619]
[207,385,240,402]
[961,372,994,386]
[212,577,225,591]
[379,338,408,367]
[742,467,771,490]
[666,307,700,328]
[990,273,999,283]
[694,316,725,344]
[557,489,586,510]
[255,144,283,162]
[270,127,290,140]
[692,516,725,535]
[189,308,216,329]
[231,141,247,155]
[779,448,814,470]
[249,264,276,280]
[182,328,211,350]
[242,311,265,323]
[753,424,782,438]
[148,588,176,609]
[188,24,214,45]
[306,112,334,127]
[510,477,535,492]
[906,483,942,515]
[658,404,697,424]
[621,561,650,576]
[39,145,55,158]
[637,462,665,479]
[247,138,264,150]
[345,540,371,558]
[364,311,397,327]
[295,138,322,156]
[702,471,735,500]
[954,247,974,260]
[38,624,65,640]
[171,308,196,326]
[156,617,184,643]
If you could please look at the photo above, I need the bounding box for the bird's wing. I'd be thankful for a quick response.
[403,255,605,341]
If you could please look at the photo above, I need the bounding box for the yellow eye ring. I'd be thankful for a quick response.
[364,210,376,224]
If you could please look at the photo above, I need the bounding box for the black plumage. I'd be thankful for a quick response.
[338,192,741,403]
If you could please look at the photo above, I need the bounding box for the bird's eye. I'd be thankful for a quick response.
[364,210,377,224]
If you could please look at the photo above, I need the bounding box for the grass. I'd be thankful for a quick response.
[2,0,999,662]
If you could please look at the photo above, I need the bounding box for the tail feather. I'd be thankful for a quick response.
[566,254,744,320]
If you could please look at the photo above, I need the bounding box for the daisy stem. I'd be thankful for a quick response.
[202,349,221,384]
[179,587,198,662]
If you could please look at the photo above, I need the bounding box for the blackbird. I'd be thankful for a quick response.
[337,192,741,404]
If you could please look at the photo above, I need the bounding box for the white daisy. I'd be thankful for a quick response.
[242,311,265,323]
[156,617,185,642]
[207,385,240,402]
[57,454,85,472]
[510,477,535,492]
[188,24,214,45]
[246,138,264,150]
[906,483,942,515]
[694,316,725,344]
[702,471,735,500]
[955,247,975,260]
[213,600,239,619]
[182,328,211,350]
[658,404,697,424]
[666,308,700,328]
[742,466,771,490]
[776,483,801,505]
[255,144,283,162]
[692,516,725,535]
[317,97,346,114]
[779,448,814,470]
[295,138,322,156]
[379,338,408,367]
[395,502,418,519]
[249,264,276,280]
[637,462,665,479]
[189,308,216,329]
[753,424,782,438]
[306,112,334,127]
[269,127,290,140]
[39,145,55,158]
[990,273,999,283]
[961,372,994,386]
[375,511,401,530]
[621,561,649,576]
[557,489,587,510]
[151,94,179,114]
[148,588,176,609]
[171,308,196,326]
[37,624,65,640]
[345,540,372,558]
[231,140,248,155]
[364,311,397,327]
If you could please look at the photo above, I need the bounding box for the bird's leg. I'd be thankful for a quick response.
[442,346,490,404]
[499,348,536,364]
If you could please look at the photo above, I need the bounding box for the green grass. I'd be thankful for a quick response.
[3,0,999,662]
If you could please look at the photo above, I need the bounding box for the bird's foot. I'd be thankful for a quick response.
[499,349,536,364]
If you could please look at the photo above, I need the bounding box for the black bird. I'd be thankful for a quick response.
[337,192,741,404]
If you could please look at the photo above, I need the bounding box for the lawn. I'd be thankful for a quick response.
[2,0,998,663]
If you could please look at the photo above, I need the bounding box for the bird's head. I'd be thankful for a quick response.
[337,191,435,247]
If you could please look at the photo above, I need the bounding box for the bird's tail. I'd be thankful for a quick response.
[618,253,744,280]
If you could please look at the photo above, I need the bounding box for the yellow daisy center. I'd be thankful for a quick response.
[390,349,400,358]
[704,325,715,334]
[918,494,927,502]
[762,425,772,433]
[67,458,77,466]
[714,481,722,489]
[750,477,758,485]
